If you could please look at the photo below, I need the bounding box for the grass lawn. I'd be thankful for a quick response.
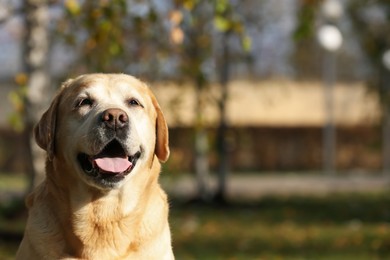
[1,174,390,259]
[170,194,390,259]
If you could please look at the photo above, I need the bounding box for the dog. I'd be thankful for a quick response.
[16,74,174,259]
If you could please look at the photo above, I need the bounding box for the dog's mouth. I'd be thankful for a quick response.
[77,139,141,184]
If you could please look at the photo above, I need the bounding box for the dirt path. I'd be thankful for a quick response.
[162,173,390,200]
[2,173,390,204]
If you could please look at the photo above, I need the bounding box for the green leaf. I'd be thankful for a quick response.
[241,35,252,52]
[8,89,25,113]
[215,0,228,14]
[8,113,24,132]
[7,88,26,132]
[109,43,121,56]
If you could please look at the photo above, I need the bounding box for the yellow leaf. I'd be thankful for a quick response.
[14,73,28,86]
[242,35,252,52]
[214,16,230,32]
[65,0,81,15]
[183,0,199,11]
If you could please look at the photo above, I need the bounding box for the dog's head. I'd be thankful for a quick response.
[34,74,169,190]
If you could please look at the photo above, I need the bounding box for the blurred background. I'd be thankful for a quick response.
[1,0,390,259]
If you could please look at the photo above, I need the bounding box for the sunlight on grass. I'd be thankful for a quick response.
[0,174,27,193]
[0,241,19,260]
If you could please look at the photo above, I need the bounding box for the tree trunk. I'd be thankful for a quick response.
[194,80,211,202]
[322,49,337,175]
[23,0,51,191]
[214,31,230,203]
[383,103,390,174]
[381,65,390,175]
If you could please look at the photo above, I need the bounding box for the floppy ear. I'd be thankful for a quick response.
[34,80,70,161]
[34,95,59,161]
[152,96,170,162]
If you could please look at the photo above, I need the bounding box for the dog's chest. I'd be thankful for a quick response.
[71,200,140,258]
[73,218,139,258]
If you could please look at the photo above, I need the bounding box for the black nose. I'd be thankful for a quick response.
[102,108,128,130]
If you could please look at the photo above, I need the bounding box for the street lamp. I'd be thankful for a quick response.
[317,0,343,175]
[317,25,343,52]
[383,50,390,71]
[382,49,390,175]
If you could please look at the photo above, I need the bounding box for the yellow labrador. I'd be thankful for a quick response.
[16,74,174,259]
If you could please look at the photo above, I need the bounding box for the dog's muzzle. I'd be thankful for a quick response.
[77,108,141,188]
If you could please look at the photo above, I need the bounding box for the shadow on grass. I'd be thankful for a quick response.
[0,197,26,259]
[0,197,26,239]
[171,191,390,224]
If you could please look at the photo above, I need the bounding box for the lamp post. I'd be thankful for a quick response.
[382,49,390,175]
[317,0,343,175]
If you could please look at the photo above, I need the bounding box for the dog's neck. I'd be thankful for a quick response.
[42,156,165,257]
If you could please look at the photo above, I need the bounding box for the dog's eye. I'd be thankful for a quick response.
[128,99,142,107]
[77,98,94,108]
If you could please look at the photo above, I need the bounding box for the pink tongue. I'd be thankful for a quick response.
[94,157,132,174]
